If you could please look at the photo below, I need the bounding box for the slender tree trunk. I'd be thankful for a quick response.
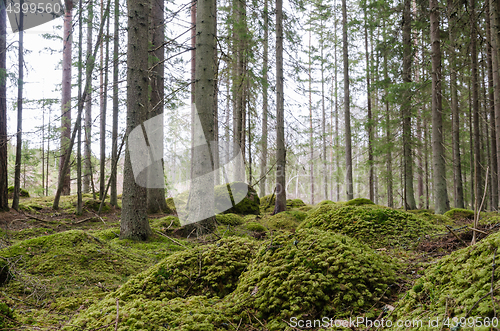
[76,0,83,215]
[259,0,268,197]
[213,0,219,186]
[146,0,168,213]
[0,0,7,211]
[190,0,196,182]
[334,1,339,202]
[402,0,416,209]
[120,0,152,240]
[99,0,109,199]
[12,10,23,211]
[430,0,449,214]
[274,0,286,214]
[383,20,393,208]
[60,0,73,196]
[342,0,353,200]
[491,0,500,205]
[308,27,314,205]
[84,0,93,194]
[110,0,119,207]
[320,18,327,200]
[487,1,498,210]
[364,7,374,202]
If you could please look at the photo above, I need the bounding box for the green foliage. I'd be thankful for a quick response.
[389,231,500,327]
[246,222,267,232]
[345,198,375,206]
[443,208,475,221]
[8,185,30,198]
[225,229,397,329]
[0,302,15,329]
[216,213,244,226]
[299,205,436,248]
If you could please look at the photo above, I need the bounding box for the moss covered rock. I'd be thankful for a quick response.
[216,213,244,226]
[84,198,110,212]
[7,185,29,198]
[265,212,300,231]
[150,216,181,230]
[260,194,276,212]
[388,231,500,329]
[299,205,434,248]
[443,208,475,222]
[286,198,306,208]
[345,197,375,206]
[213,182,260,215]
[225,228,397,330]
[246,222,267,232]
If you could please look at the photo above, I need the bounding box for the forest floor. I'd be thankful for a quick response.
[1,194,499,330]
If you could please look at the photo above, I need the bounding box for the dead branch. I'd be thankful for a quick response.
[155,230,188,249]
[445,225,468,247]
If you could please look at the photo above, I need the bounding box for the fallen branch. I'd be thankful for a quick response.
[74,217,98,224]
[468,227,488,235]
[155,230,188,249]
[445,225,468,247]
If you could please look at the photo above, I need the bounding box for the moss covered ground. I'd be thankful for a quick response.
[2,194,500,330]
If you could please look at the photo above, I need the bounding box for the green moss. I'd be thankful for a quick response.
[246,222,267,232]
[345,198,375,206]
[225,228,397,329]
[165,198,177,213]
[318,199,336,205]
[443,208,475,221]
[0,302,15,329]
[215,182,260,215]
[8,185,30,198]
[215,213,244,226]
[260,194,276,213]
[150,216,181,230]
[407,209,453,225]
[10,227,54,240]
[286,199,306,208]
[84,199,110,212]
[298,205,313,212]
[388,231,500,329]
[265,211,303,231]
[299,205,436,248]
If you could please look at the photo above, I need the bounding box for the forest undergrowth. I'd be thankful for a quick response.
[0,194,499,330]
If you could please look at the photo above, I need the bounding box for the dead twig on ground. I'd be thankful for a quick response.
[445,225,468,247]
[155,230,188,249]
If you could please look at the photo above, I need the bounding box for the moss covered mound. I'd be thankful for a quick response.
[444,208,475,222]
[260,194,275,212]
[287,198,306,208]
[150,215,181,230]
[84,198,110,212]
[216,213,244,226]
[0,230,148,294]
[0,302,15,329]
[225,228,397,330]
[389,231,500,328]
[215,182,260,215]
[345,197,375,206]
[299,205,433,248]
[246,222,267,232]
[7,185,30,198]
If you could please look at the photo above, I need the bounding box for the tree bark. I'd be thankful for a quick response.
[146,0,168,213]
[77,0,83,215]
[342,0,353,200]
[491,0,500,207]
[308,27,314,205]
[60,0,73,196]
[364,7,374,202]
[430,0,449,214]
[110,0,119,207]
[12,8,23,211]
[84,0,93,194]
[0,0,7,211]
[274,0,286,214]
[259,0,268,197]
[120,0,152,240]
[383,19,393,208]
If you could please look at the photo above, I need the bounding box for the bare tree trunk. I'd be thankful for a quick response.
[12,10,23,211]
[83,0,93,194]
[383,20,393,208]
[364,7,374,202]
[430,0,449,214]
[274,0,286,214]
[320,17,327,201]
[491,0,500,207]
[110,0,119,207]
[146,0,168,213]
[487,1,498,210]
[334,0,339,202]
[120,0,152,240]
[342,0,353,200]
[308,27,314,205]
[77,0,83,215]
[259,0,268,197]
[0,0,7,211]
[402,0,416,210]
[99,0,109,199]
[60,0,73,196]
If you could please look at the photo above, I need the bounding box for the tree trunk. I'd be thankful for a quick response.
[12,9,23,211]
[146,0,168,213]
[99,0,108,199]
[83,0,93,194]
[259,0,268,197]
[383,20,393,208]
[430,0,449,214]
[76,0,83,215]
[402,0,416,210]
[364,7,374,202]
[487,1,498,210]
[120,0,152,240]
[274,0,286,214]
[342,0,353,200]
[320,18,327,201]
[491,0,500,207]
[110,0,119,207]
[0,0,7,211]
[308,27,314,205]
[60,0,73,196]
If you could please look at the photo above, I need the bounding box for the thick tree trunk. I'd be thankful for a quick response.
[110,0,119,207]
[120,0,152,240]
[342,0,353,200]
[430,0,449,214]
[0,0,7,211]
[60,0,73,196]
[274,0,286,214]
[146,0,168,213]
[12,10,23,211]
[487,1,498,210]
[259,0,268,197]
[83,0,93,194]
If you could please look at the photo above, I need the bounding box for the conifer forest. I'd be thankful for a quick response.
[2,0,500,329]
